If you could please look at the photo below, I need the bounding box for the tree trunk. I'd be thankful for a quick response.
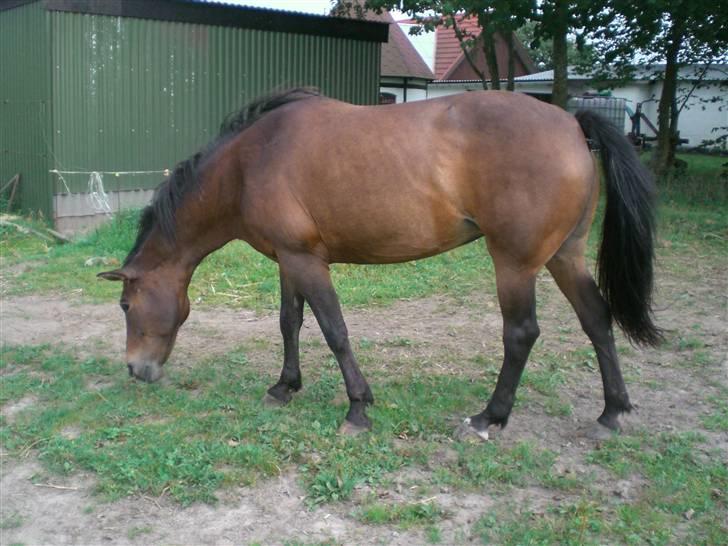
[483,29,501,90]
[506,30,516,91]
[550,0,569,109]
[652,23,683,177]
[451,15,489,90]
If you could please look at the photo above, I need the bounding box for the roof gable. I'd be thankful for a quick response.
[433,17,535,81]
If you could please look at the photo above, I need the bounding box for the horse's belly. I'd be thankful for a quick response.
[323,215,481,264]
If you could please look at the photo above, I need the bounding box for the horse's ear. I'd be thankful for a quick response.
[97,269,128,282]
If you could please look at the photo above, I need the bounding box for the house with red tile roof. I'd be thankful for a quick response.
[335,5,536,102]
[431,17,536,81]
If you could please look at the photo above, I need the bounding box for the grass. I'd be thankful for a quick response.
[0,343,489,505]
[654,152,727,205]
[472,431,728,545]
[355,500,444,528]
[5,337,724,545]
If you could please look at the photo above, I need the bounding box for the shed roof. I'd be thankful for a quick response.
[3,0,389,43]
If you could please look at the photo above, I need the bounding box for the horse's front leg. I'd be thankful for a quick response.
[265,269,304,406]
[277,251,374,434]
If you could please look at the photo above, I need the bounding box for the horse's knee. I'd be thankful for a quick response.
[504,318,540,350]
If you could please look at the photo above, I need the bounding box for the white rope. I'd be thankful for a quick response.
[50,169,170,176]
[87,171,112,215]
[49,168,171,216]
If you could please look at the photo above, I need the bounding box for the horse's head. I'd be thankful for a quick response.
[98,267,190,382]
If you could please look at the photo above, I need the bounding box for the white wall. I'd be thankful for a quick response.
[673,82,727,147]
[421,78,726,147]
[379,87,428,103]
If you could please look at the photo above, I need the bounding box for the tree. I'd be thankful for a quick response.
[515,20,594,70]
[587,0,728,175]
[363,0,534,91]
[527,0,604,109]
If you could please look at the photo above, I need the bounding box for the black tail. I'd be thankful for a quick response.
[576,110,663,346]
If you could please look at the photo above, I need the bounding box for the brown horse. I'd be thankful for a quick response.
[99,89,660,439]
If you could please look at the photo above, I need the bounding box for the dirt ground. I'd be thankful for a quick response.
[1,254,726,545]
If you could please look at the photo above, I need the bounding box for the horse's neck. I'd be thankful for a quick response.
[131,210,238,280]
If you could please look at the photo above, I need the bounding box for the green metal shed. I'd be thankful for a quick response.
[0,0,387,231]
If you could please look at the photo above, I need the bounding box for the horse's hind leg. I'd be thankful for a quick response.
[277,252,374,433]
[546,249,632,433]
[265,270,305,405]
[459,266,540,440]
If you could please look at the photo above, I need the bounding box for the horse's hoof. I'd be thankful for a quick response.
[588,421,618,441]
[262,393,288,408]
[338,420,371,436]
[455,417,489,442]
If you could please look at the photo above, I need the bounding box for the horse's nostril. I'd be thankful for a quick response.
[127,364,134,377]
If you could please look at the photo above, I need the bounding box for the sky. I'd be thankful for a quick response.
[210,1,336,16]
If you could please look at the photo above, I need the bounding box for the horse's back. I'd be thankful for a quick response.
[238,92,597,267]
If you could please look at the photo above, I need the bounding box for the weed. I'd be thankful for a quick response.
[702,392,728,432]
[426,524,442,544]
[355,501,443,528]
[127,526,153,539]
[0,512,23,530]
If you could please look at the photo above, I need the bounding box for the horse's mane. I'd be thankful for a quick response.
[123,87,321,266]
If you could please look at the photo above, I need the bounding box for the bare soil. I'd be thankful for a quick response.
[1,255,726,545]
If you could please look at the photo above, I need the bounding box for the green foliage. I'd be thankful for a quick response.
[356,500,444,527]
[588,1,728,175]
[515,20,595,70]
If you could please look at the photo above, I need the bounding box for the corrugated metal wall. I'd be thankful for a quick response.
[0,1,52,218]
[50,10,381,195]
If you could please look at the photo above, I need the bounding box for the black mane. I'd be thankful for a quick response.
[123,87,321,267]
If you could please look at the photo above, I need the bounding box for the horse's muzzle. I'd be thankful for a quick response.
[127,361,164,383]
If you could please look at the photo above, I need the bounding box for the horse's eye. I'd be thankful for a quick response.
[120,301,130,313]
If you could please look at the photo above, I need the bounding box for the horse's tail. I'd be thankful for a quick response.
[575,110,663,346]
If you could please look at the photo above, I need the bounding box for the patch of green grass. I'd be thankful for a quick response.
[475,500,607,546]
[0,343,487,506]
[469,427,727,545]
[587,431,728,544]
[127,526,153,539]
[0,512,24,530]
[425,524,442,544]
[702,391,728,432]
[355,500,444,528]
[428,439,581,495]
[662,154,727,204]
